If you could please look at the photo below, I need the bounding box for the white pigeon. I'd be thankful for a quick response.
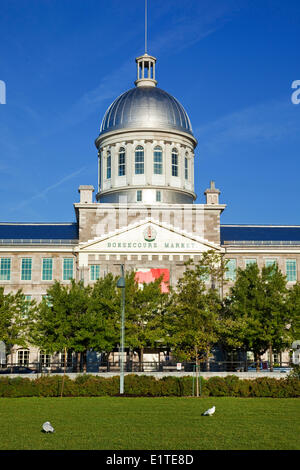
[202,406,215,416]
[42,421,55,433]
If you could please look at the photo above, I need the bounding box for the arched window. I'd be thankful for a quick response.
[172,148,178,177]
[185,153,189,180]
[106,151,111,179]
[153,146,163,175]
[118,147,126,176]
[135,146,144,174]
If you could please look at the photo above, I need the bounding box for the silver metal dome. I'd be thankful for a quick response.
[99,86,193,136]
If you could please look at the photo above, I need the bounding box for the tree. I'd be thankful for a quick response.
[87,273,120,361]
[166,251,225,370]
[286,282,300,343]
[0,288,36,361]
[124,271,170,368]
[30,280,92,372]
[227,263,294,371]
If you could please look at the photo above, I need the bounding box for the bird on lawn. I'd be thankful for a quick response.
[202,406,215,416]
[42,421,55,433]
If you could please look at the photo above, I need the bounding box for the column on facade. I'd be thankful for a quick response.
[145,140,152,186]
[111,144,117,188]
[103,147,107,189]
[165,142,172,187]
[180,145,185,189]
[126,141,133,187]
[191,151,195,189]
[98,150,101,193]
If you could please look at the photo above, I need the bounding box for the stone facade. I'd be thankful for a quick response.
[1,52,299,368]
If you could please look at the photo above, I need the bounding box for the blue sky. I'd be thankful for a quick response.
[0,0,299,225]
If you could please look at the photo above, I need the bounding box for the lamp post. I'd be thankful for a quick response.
[116,264,125,394]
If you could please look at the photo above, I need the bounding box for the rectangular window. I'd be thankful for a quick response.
[90,265,100,281]
[21,258,32,281]
[42,258,53,281]
[286,259,297,282]
[185,157,188,180]
[60,350,73,367]
[22,295,32,317]
[42,294,52,307]
[225,259,237,281]
[135,147,144,174]
[199,266,210,282]
[265,259,277,268]
[172,152,178,177]
[106,153,111,179]
[245,259,257,267]
[18,350,29,366]
[0,258,11,280]
[63,258,73,281]
[118,150,126,176]
[40,352,51,367]
[137,190,142,202]
[153,149,163,175]
[156,190,161,202]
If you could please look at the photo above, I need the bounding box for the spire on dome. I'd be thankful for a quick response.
[134,1,157,87]
[135,53,157,87]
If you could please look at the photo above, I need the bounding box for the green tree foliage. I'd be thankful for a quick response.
[30,280,92,356]
[0,288,36,357]
[124,272,170,364]
[167,251,225,365]
[286,282,300,340]
[226,263,294,370]
[87,273,120,355]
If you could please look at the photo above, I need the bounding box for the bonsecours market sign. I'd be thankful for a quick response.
[105,226,199,250]
[106,241,198,249]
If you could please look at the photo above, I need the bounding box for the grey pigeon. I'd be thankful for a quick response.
[42,421,54,433]
[202,406,215,416]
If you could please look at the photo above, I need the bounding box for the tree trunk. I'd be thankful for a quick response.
[206,347,210,372]
[61,347,67,398]
[140,347,144,372]
[83,350,87,373]
[195,346,199,398]
[269,343,273,371]
[255,352,260,372]
[76,352,81,373]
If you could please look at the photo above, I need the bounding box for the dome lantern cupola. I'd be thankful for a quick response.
[95,53,197,205]
[135,53,157,88]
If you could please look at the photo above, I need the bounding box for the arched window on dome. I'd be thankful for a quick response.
[106,151,111,179]
[153,146,163,175]
[185,153,189,180]
[135,146,144,175]
[172,148,179,177]
[118,147,126,176]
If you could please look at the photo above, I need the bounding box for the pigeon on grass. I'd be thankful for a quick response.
[202,406,215,416]
[42,421,55,433]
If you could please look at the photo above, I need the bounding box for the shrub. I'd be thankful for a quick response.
[206,376,228,396]
[0,374,299,398]
[124,375,159,396]
[289,365,300,380]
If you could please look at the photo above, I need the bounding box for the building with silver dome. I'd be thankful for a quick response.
[0,52,299,369]
[95,54,197,204]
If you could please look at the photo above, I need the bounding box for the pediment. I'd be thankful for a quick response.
[78,218,222,254]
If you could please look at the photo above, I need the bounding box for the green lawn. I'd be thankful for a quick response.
[0,397,299,450]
